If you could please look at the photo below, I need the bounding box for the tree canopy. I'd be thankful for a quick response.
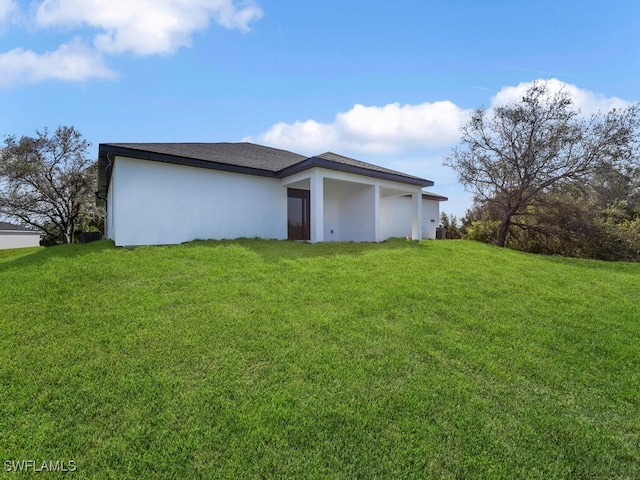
[0,126,100,244]
[445,82,640,249]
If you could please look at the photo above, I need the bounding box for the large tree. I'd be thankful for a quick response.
[0,126,98,244]
[445,82,640,247]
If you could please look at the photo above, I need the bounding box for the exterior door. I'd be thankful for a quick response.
[287,188,310,240]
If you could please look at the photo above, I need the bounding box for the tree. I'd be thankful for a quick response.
[439,211,463,239]
[445,82,640,247]
[0,126,99,244]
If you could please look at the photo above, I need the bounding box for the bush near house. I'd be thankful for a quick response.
[1,239,639,479]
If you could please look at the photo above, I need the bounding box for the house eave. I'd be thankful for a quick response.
[422,193,448,201]
[0,230,41,235]
[277,157,434,187]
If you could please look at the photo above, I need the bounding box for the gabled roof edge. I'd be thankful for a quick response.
[278,156,434,187]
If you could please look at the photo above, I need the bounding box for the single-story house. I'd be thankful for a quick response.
[97,142,448,247]
[0,221,41,249]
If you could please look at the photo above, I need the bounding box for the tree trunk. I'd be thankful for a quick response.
[64,222,74,244]
[496,216,511,247]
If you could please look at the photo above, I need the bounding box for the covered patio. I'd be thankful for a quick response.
[282,167,425,243]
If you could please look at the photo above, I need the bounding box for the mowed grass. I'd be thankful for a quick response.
[0,239,639,479]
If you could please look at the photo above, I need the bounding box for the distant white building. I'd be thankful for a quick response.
[0,222,41,249]
[98,142,448,247]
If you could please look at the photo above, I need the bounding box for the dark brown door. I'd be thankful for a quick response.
[287,188,310,240]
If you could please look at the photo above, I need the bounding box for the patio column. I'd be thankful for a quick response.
[374,184,380,242]
[412,191,422,240]
[311,171,324,243]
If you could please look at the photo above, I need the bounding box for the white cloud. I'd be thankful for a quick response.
[248,80,633,158]
[492,78,630,116]
[35,0,264,55]
[0,39,116,87]
[0,0,262,86]
[0,0,16,24]
[246,101,472,155]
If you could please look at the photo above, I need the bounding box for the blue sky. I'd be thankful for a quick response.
[1,0,638,217]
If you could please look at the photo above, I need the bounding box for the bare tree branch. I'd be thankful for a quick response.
[444,82,640,247]
[0,126,101,244]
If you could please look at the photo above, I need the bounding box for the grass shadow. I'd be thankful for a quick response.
[181,237,429,263]
[0,238,432,274]
[0,240,116,272]
[516,247,640,275]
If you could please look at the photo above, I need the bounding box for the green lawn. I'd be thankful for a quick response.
[1,239,639,479]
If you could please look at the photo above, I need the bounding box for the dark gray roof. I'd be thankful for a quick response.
[399,192,449,201]
[97,142,434,199]
[103,142,306,172]
[422,192,448,201]
[0,221,39,233]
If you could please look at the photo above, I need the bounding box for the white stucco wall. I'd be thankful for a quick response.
[380,195,413,240]
[0,232,41,249]
[422,199,441,239]
[105,160,116,241]
[106,158,439,246]
[379,196,442,240]
[323,179,376,242]
[108,156,287,246]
